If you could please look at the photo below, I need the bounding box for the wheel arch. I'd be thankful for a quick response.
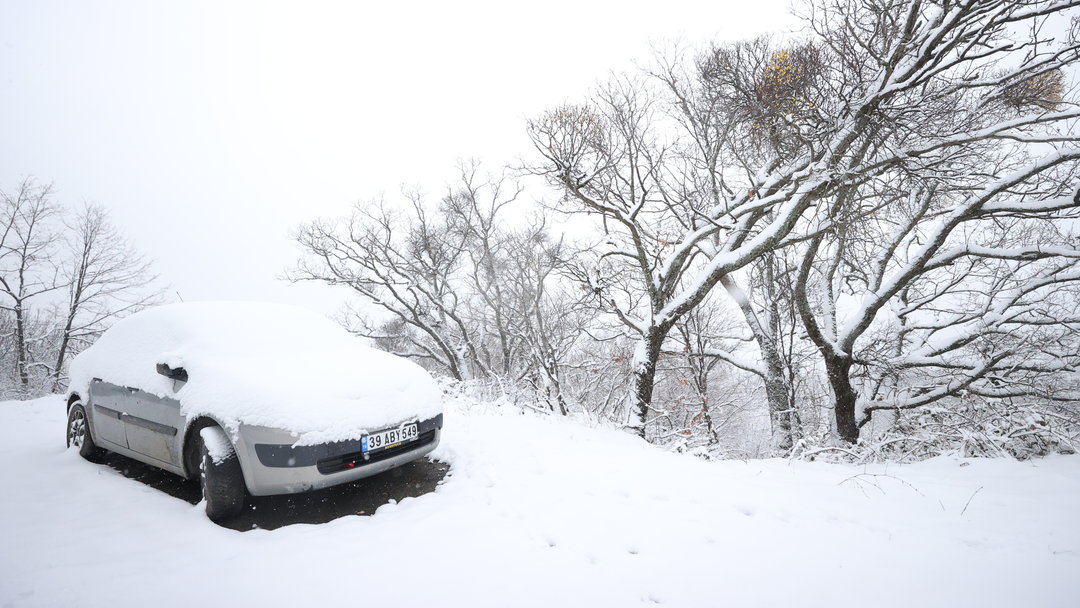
[66,393,81,414]
[181,415,231,479]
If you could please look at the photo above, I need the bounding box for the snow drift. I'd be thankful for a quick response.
[2,395,1079,607]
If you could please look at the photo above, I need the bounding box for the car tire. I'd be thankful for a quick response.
[198,427,246,523]
[66,404,103,461]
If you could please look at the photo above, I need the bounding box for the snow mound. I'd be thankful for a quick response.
[3,396,1080,607]
[68,302,442,442]
[200,426,235,464]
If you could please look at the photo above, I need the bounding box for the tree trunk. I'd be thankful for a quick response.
[825,353,859,444]
[51,317,74,392]
[691,351,720,446]
[13,302,29,390]
[628,327,665,439]
[699,401,720,446]
[763,348,794,454]
[720,274,794,454]
[53,234,91,392]
[545,364,569,416]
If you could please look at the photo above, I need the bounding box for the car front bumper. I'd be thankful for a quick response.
[232,414,443,497]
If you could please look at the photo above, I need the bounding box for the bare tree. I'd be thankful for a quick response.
[292,191,479,380]
[527,72,837,438]
[858,224,1080,422]
[0,180,158,397]
[500,225,583,414]
[291,164,586,402]
[530,0,1080,442]
[663,302,738,449]
[50,203,159,390]
[0,179,63,393]
[442,162,530,378]
[788,0,1080,443]
[715,254,816,454]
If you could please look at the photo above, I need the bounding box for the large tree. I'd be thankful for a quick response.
[791,0,1080,443]
[529,0,1080,441]
[51,203,158,391]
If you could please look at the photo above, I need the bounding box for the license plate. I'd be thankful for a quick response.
[362,422,419,453]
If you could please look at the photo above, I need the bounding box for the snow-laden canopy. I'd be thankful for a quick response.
[68,302,442,443]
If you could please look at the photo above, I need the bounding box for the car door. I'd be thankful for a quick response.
[120,386,183,467]
[87,379,130,449]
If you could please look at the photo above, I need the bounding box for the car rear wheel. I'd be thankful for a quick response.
[198,426,246,523]
[66,404,103,461]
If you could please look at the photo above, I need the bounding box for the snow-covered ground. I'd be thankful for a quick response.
[2,395,1078,607]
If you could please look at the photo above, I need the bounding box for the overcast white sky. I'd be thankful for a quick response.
[0,0,792,314]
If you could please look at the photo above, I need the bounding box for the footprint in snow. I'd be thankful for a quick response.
[735,505,756,517]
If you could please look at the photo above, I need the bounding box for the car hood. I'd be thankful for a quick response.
[174,345,443,444]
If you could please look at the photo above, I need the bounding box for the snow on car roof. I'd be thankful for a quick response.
[68,302,442,443]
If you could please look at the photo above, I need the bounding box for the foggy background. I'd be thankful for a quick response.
[0,0,791,313]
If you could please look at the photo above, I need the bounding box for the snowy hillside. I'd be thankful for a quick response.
[2,395,1078,607]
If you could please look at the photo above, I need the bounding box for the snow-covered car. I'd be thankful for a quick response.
[63,302,444,522]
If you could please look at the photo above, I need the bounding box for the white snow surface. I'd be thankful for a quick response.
[67,302,443,443]
[3,395,1080,607]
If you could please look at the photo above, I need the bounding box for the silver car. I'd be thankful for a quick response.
[64,302,444,523]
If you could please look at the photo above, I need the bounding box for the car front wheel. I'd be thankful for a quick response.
[198,426,246,523]
[66,404,103,461]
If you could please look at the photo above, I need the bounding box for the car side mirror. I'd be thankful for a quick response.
[156,362,189,382]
